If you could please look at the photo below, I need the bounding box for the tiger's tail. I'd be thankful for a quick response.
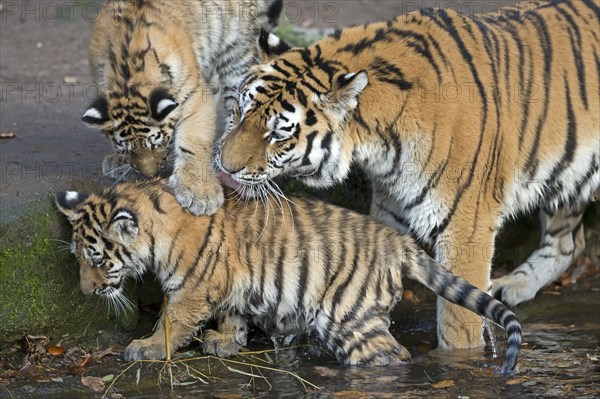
[404,253,521,374]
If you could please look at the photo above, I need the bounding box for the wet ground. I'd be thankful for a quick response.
[1,277,599,399]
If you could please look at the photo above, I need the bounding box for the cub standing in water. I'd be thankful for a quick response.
[215,0,599,349]
[82,0,282,215]
[55,179,521,373]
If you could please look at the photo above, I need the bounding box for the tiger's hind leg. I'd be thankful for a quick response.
[202,310,248,358]
[492,207,585,306]
[318,310,411,366]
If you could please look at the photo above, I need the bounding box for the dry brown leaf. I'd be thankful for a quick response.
[431,379,455,389]
[0,131,16,139]
[334,391,370,399]
[46,345,65,356]
[63,76,78,84]
[506,377,530,385]
[81,376,105,393]
[77,355,91,367]
[314,366,338,377]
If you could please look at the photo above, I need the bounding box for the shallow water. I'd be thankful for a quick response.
[2,287,599,399]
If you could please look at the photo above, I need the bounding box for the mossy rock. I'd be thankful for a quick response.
[0,194,137,345]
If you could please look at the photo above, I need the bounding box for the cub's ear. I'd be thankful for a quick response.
[109,209,139,243]
[149,88,179,121]
[266,0,284,27]
[325,71,369,111]
[258,28,291,61]
[55,191,88,222]
[82,96,110,126]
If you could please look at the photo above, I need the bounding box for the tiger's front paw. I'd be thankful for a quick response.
[169,168,224,215]
[123,339,167,361]
[202,329,243,358]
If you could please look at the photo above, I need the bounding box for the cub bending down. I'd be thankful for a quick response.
[56,180,521,373]
[82,0,281,215]
[216,0,600,349]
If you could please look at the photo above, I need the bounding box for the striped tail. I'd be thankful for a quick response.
[405,254,521,374]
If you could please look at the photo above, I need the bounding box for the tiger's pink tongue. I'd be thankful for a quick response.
[219,172,243,191]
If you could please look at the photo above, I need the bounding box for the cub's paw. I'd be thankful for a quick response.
[169,170,224,215]
[367,345,411,366]
[492,274,534,307]
[202,329,242,358]
[123,339,167,361]
[102,153,141,181]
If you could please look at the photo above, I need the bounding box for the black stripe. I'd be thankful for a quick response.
[301,131,318,166]
[523,10,553,176]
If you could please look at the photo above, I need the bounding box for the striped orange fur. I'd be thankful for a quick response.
[216,0,599,349]
[56,179,521,372]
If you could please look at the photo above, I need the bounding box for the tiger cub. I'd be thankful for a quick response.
[55,180,521,373]
[82,0,282,215]
[215,0,600,349]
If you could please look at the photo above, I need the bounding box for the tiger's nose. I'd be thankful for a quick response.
[130,149,165,177]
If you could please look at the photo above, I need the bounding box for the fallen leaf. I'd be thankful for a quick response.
[334,391,369,399]
[432,379,454,389]
[47,345,65,356]
[81,376,105,393]
[64,76,78,84]
[313,366,338,377]
[0,131,16,139]
[77,355,91,367]
[506,377,530,385]
[92,347,120,360]
[51,377,64,383]
[102,374,115,382]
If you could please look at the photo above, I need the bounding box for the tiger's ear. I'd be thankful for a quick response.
[82,96,110,126]
[149,88,179,121]
[327,72,369,110]
[108,209,139,243]
[258,28,291,61]
[55,191,88,222]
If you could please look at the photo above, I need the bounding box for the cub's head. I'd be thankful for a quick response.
[55,187,153,312]
[215,30,368,193]
[83,87,179,178]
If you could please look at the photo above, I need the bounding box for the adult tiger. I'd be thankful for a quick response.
[82,0,282,215]
[55,179,521,372]
[215,0,600,349]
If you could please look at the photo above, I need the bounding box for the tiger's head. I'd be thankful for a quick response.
[55,184,160,312]
[83,86,179,178]
[215,30,368,193]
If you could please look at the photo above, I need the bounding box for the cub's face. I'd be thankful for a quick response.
[55,191,147,313]
[215,30,368,194]
[82,87,179,178]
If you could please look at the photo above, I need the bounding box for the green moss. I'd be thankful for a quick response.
[0,198,113,344]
